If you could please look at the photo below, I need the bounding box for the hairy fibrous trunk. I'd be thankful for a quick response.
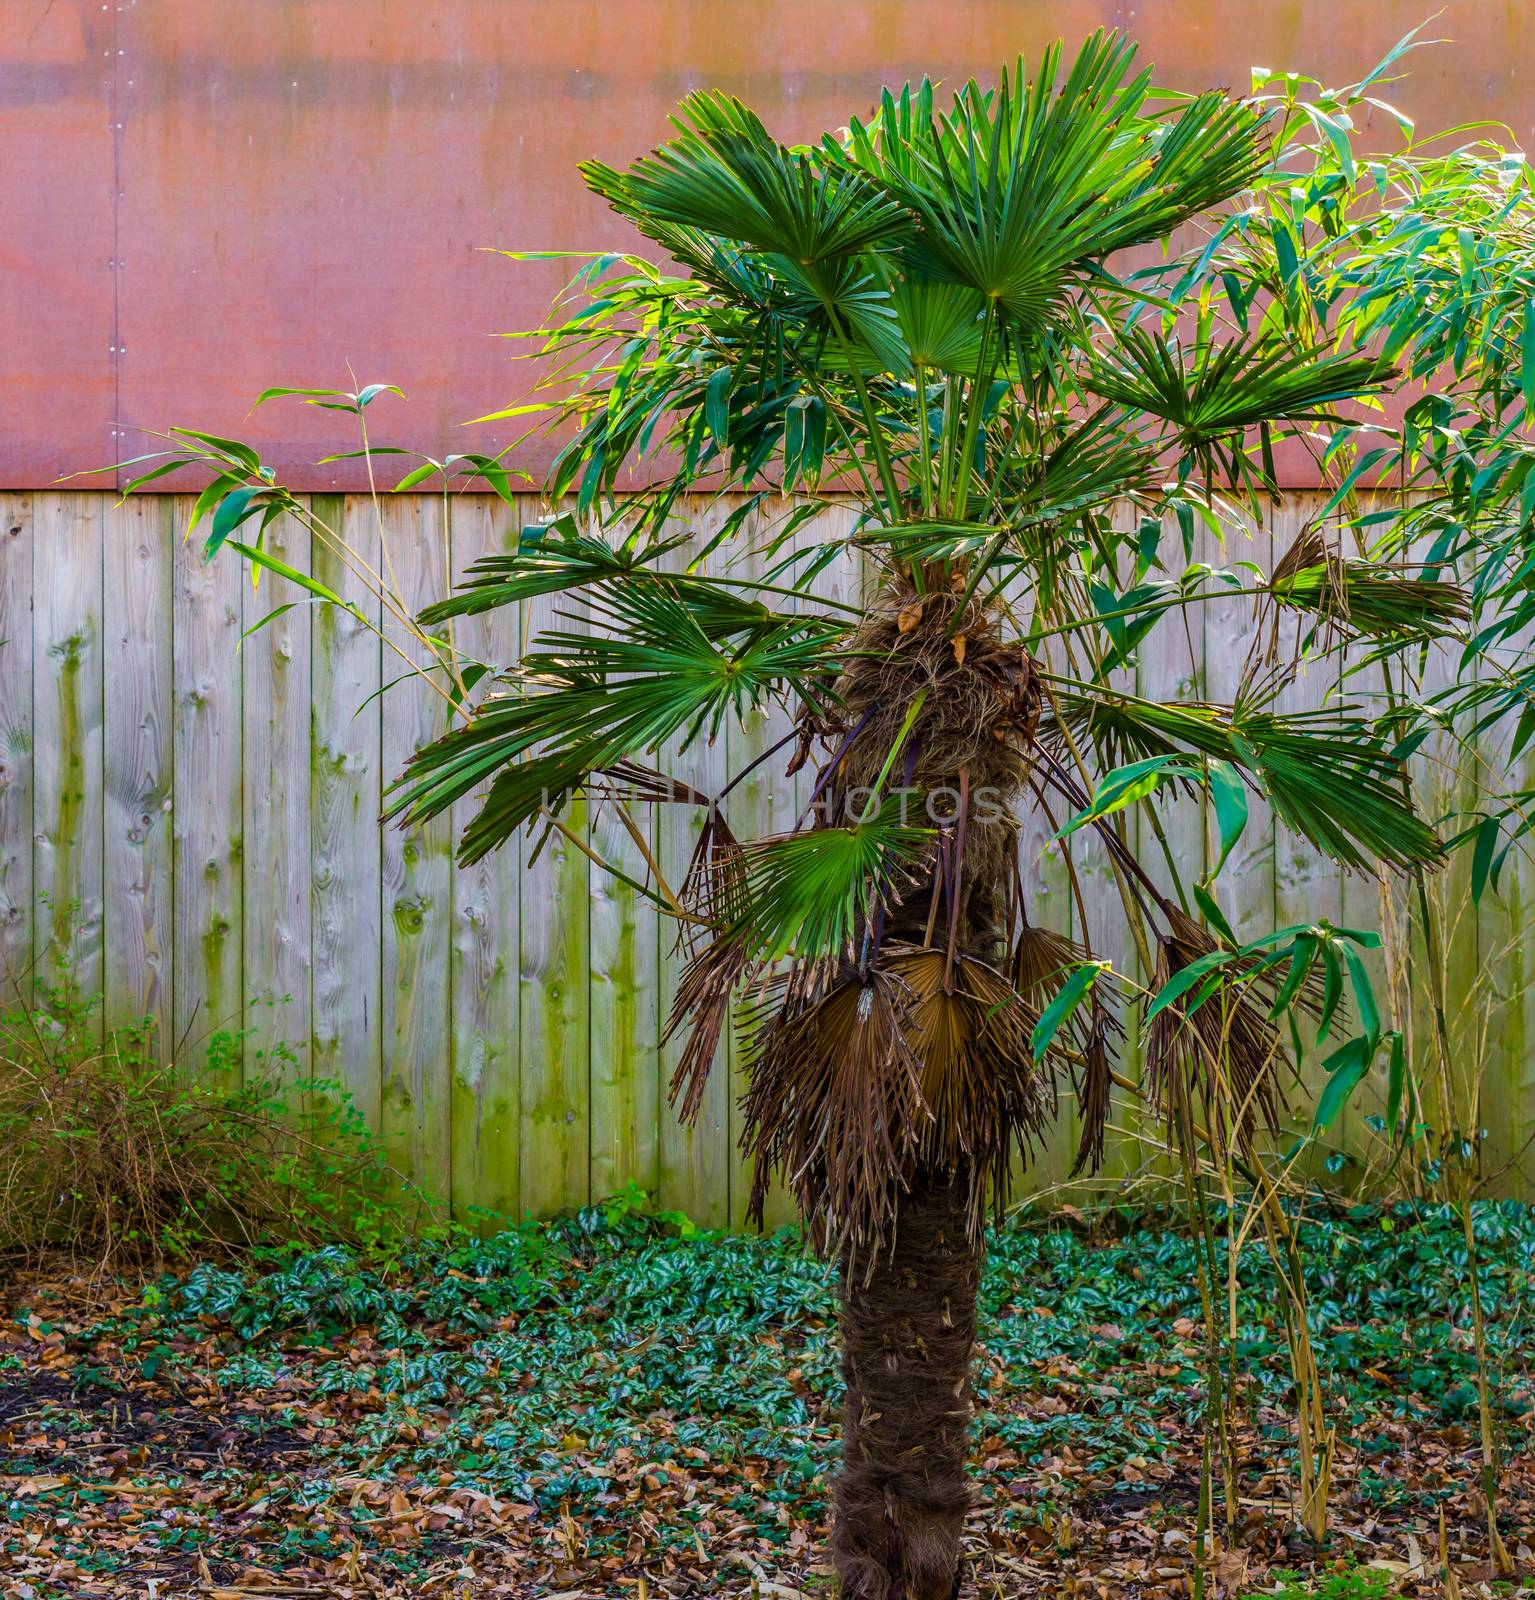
[833,1165,983,1600]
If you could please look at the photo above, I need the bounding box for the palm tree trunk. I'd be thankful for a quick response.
[832,1164,982,1600]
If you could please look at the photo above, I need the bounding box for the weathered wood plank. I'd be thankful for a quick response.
[34,493,105,1017]
[656,503,731,1227]
[971,521,1079,1195]
[448,498,521,1224]
[1201,508,1275,948]
[309,494,383,1127]
[1268,499,1350,1162]
[0,493,34,995]
[589,743,662,1209]
[379,493,454,1207]
[720,497,806,1229]
[587,508,662,1208]
[1475,592,1535,1195]
[1122,507,1211,1189]
[1404,626,1482,1182]
[1198,508,1290,1168]
[171,497,244,1063]
[241,504,313,1087]
[1066,528,1149,1188]
[103,494,173,1053]
[518,498,592,1217]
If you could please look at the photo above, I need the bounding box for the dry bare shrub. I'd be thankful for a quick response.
[0,986,420,1279]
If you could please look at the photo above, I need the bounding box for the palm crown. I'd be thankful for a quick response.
[392,32,1453,1265]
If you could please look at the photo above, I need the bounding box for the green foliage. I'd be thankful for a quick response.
[1246,1570,1392,1600]
[389,555,842,863]
[12,1202,1531,1591]
[720,797,936,963]
[0,988,420,1272]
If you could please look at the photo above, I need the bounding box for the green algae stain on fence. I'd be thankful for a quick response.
[46,631,86,965]
[590,850,657,1202]
[519,791,591,1215]
[308,493,384,1131]
[200,905,236,1028]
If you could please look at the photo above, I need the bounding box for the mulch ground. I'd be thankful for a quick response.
[1,1204,1532,1598]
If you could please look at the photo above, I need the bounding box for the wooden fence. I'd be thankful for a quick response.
[1,490,1531,1224]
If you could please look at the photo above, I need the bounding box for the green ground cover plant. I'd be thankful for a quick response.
[3,1203,1531,1597]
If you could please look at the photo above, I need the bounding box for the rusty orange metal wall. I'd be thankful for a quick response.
[3,0,1529,490]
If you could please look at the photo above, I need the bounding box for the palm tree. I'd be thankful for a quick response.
[390,33,1456,1598]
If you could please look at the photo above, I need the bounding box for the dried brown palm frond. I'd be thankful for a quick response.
[1267,524,1470,645]
[742,945,1049,1264]
[676,801,746,942]
[1074,1015,1116,1175]
[1008,917,1126,1175]
[588,758,716,809]
[1144,907,1322,1150]
[664,934,754,1124]
[901,947,1051,1181]
[742,964,927,1256]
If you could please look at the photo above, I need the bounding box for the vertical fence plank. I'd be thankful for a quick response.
[979,530,1078,1195]
[1334,497,1405,1178]
[1476,588,1535,1195]
[1070,522,1150,1188]
[310,494,383,1127]
[518,498,592,1217]
[589,761,662,1209]
[1511,737,1535,1194]
[172,497,244,1062]
[1406,626,1482,1179]
[0,493,34,993]
[380,494,454,1206]
[448,498,521,1223]
[103,494,173,1053]
[1200,507,1285,1167]
[1128,508,1211,1188]
[720,496,805,1228]
[1268,498,1351,1161]
[34,493,105,1014]
[242,504,313,1086]
[1201,507,1275,948]
[588,515,662,1209]
[656,503,731,1226]
[1015,740,1080,1196]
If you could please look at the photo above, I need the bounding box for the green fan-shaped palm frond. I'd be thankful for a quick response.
[388,584,839,863]
[1054,689,1442,871]
[720,798,936,964]
[1087,327,1388,448]
[584,90,913,269]
[1000,413,1159,532]
[418,519,671,622]
[422,517,851,641]
[1268,525,1470,641]
[839,277,989,377]
[838,32,1263,334]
